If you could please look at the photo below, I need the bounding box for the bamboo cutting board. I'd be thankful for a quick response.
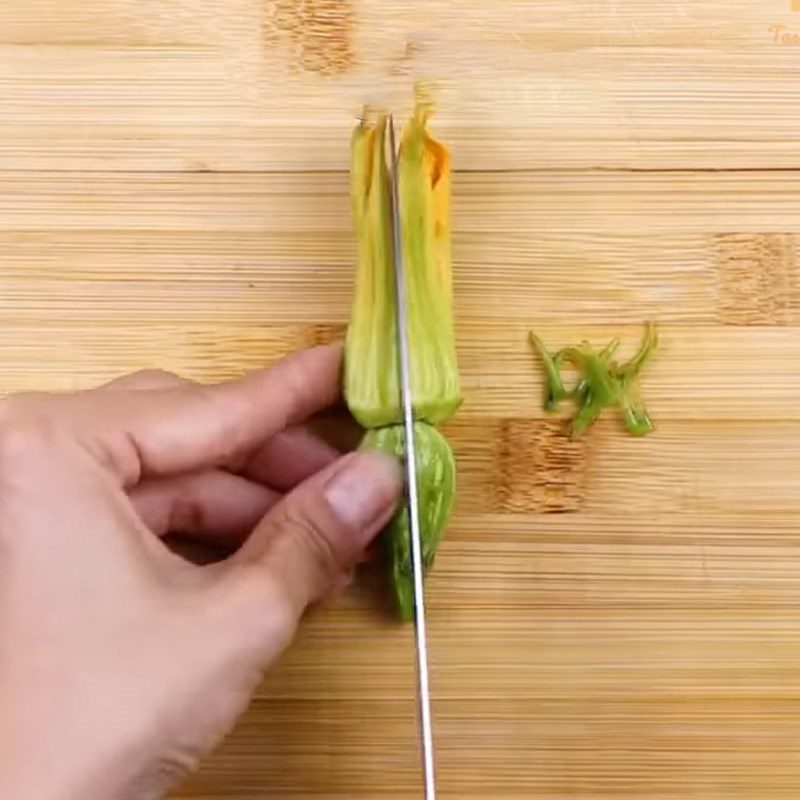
[2,1,800,798]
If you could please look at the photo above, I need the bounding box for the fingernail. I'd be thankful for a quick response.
[324,452,402,531]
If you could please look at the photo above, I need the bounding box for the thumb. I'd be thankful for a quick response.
[227,451,402,621]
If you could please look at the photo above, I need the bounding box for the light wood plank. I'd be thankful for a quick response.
[4,171,800,237]
[1,171,799,328]
[0,323,797,425]
[0,227,717,325]
[3,1,800,170]
[174,696,800,798]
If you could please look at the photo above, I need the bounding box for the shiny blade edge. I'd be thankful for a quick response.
[386,114,437,800]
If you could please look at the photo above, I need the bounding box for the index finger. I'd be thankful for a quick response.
[76,343,343,486]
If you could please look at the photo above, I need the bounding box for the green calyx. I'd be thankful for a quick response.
[361,423,456,622]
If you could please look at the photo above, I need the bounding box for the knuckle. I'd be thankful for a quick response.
[282,505,342,577]
[199,382,263,463]
[0,411,56,467]
[131,368,182,384]
[126,753,199,800]
[197,384,249,458]
[275,352,315,420]
[107,368,186,391]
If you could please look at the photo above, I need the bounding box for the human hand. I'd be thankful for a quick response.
[0,344,401,800]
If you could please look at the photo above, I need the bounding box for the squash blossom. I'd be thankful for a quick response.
[344,99,461,621]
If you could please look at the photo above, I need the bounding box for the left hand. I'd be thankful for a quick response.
[0,344,401,800]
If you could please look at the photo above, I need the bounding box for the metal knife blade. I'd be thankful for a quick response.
[386,114,437,800]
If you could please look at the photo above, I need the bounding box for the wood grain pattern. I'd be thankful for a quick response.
[2,0,800,797]
[3,1,800,171]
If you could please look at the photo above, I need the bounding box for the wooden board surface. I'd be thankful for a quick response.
[2,0,800,797]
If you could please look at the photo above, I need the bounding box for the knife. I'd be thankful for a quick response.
[387,114,438,800]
